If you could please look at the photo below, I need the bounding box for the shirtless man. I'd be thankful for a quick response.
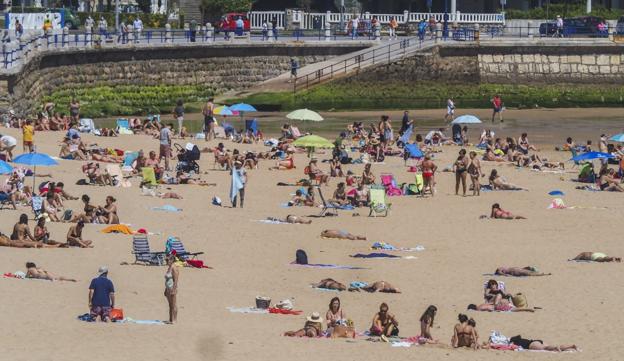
[421,154,437,196]
[321,229,366,240]
[495,266,551,277]
[66,221,93,248]
[26,262,77,282]
[267,215,312,224]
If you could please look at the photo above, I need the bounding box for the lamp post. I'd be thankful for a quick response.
[339,0,344,33]
[115,0,119,35]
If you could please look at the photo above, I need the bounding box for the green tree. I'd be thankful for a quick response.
[199,0,253,23]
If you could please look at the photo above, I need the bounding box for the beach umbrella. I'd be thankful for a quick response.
[0,160,13,174]
[451,115,481,124]
[571,151,614,162]
[12,152,58,187]
[292,135,334,148]
[286,108,324,122]
[214,106,235,116]
[609,133,624,142]
[230,103,257,123]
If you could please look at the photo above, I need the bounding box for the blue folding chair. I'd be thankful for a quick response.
[245,119,258,137]
[116,118,130,130]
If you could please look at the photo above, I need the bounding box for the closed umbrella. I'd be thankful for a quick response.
[609,133,624,142]
[12,152,59,187]
[286,109,324,122]
[0,159,13,174]
[451,115,481,124]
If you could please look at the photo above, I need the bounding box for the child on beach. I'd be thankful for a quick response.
[22,120,34,152]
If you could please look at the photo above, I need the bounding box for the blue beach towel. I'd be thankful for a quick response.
[350,253,401,259]
[151,205,182,212]
[230,168,244,203]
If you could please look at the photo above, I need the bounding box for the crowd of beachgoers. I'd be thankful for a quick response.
[0,97,622,353]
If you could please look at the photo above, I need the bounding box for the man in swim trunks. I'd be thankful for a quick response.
[421,154,437,196]
[495,267,551,277]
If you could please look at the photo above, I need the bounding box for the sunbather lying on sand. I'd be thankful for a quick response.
[571,252,621,262]
[495,266,551,277]
[284,312,323,337]
[26,262,76,282]
[508,335,578,352]
[489,203,526,219]
[321,229,366,240]
[488,170,526,190]
[349,281,401,293]
[0,233,47,248]
[267,215,312,224]
[468,301,534,312]
[312,278,347,291]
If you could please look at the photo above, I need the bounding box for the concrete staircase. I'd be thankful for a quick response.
[179,0,202,22]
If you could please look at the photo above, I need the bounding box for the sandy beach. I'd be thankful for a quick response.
[0,108,622,361]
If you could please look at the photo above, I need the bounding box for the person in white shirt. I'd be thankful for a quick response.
[0,134,17,161]
[98,17,107,35]
[261,21,268,40]
[554,15,564,38]
[445,99,455,122]
[133,18,143,43]
[350,16,359,39]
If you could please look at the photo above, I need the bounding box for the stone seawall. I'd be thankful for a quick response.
[1,43,368,114]
[332,41,624,86]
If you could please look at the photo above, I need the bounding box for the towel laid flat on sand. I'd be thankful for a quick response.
[350,253,401,259]
[290,262,367,270]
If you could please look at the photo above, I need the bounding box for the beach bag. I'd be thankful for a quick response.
[512,293,528,308]
[295,249,308,265]
[62,209,73,221]
[255,296,271,309]
[110,308,124,321]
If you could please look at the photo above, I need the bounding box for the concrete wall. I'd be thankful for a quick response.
[0,43,368,115]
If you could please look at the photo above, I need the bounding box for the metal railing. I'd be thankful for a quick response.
[293,36,439,93]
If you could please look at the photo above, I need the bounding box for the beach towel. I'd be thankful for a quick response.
[227,307,269,314]
[120,319,165,325]
[185,259,211,269]
[548,190,565,196]
[290,262,366,270]
[349,281,368,289]
[152,205,182,212]
[141,167,157,186]
[268,307,302,316]
[100,224,134,235]
[230,168,244,203]
[255,219,290,225]
[371,242,425,252]
[350,253,401,259]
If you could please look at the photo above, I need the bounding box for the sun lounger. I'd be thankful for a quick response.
[78,118,96,133]
[316,186,353,217]
[105,164,125,187]
[165,237,204,261]
[369,185,391,217]
[380,173,403,196]
[141,167,157,187]
[132,235,166,266]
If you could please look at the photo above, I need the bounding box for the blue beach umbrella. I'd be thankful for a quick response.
[12,152,59,187]
[230,103,257,122]
[451,115,481,124]
[213,106,234,116]
[609,133,624,142]
[0,160,13,174]
[571,151,614,162]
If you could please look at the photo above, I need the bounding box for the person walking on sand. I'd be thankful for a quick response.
[491,94,503,123]
[202,97,215,141]
[88,266,115,322]
[454,149,470,196]
[444,98,455,122]
[230,160,247,208]
[160,123,173,171]
[172,99,185,137]
[164,253,179,324]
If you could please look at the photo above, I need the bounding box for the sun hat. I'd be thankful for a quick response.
[307,312,323,323]
[370,138,380,145]
[97,266,108,276]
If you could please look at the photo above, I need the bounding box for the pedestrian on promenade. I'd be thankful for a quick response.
[271,17,278,40]
[389,16,398,40]
[288,57,299,83]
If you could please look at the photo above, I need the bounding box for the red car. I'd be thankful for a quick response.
[215,13,250,33]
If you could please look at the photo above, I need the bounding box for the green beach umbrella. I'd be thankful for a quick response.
[292,134,334,157]
[286,109,324,122]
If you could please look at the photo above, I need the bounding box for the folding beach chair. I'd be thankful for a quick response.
[141,167,157,187]
[406,173,424,196]
[368,185,391,217]
[165,237,204,261]
[122,151,139,173]
[316,186,351,217]
[106,164,129,187]
[289,126,302,139]
[0,192,14,210]
[31,196,43,218]
[132,235,166,266]
[380,173,403,196]
[245,119,258,137]
[78,118,96,133]
[116,118,130,131]
[397,126,413,147]
[304,166,322,185]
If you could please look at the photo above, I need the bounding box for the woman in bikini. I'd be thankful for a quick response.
[495,266,551,276]
[571,252,621,262]
[97,196,119,224]
[489,170,526,190]
[330,156,344,177]
[467,151,482,196]
[164,253,179,324]
[71,194,97,223]
[452,314,478,349]
[361,163,375,185]
[66,221,93,248]
[308,158,329,186]
[284,312,324,337]
[352,281,400,293]
[453,149,470,196]
[370,303,399,337]
[321,229,366,240]
[42,192,62,222]
[490,203,526,219]
[598,168,624,192]
[509,336,578,352]
[419,305,438,343]
[326,297,346,334]
[34,216,64,247]
[270,149,295,170]
[26,262,76,281]
[312,278,347,291]
[330,182,350,206]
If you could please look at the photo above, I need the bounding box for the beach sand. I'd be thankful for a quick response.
[0,108,622,361]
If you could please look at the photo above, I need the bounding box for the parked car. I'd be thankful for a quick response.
[539,16,607,37]
[215,13,250,33]
[616,16,624,35]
